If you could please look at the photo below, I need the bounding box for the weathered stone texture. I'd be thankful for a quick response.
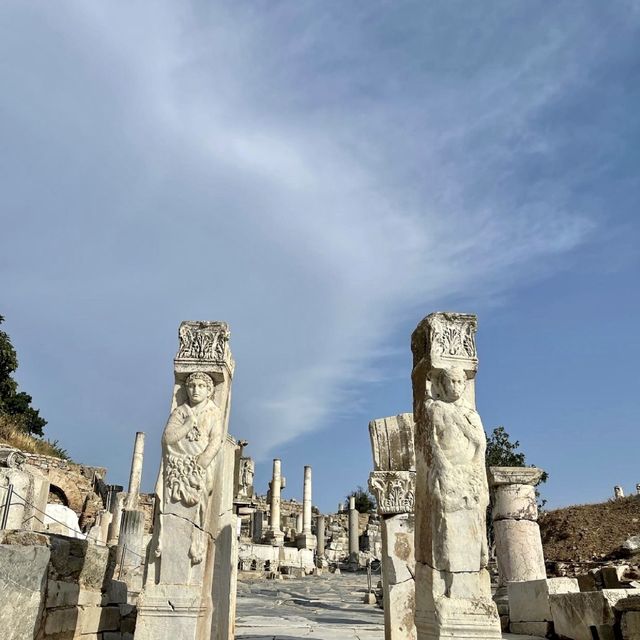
[0,543,49,640]
[550,589,640,640]
[412,312,501,640]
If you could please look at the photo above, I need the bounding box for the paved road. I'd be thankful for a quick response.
[235,571,538,640]
[236,572,384,640]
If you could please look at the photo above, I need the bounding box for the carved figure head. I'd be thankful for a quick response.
[432,365,466,402]
[185,372,214,405]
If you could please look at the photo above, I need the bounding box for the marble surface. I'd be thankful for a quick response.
[235,572,539,640]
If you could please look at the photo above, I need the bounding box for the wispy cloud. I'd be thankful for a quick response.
[1,1,631,482]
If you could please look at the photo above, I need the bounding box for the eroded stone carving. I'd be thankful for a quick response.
[412,312,500,640]
[238,458,255,499]
[178,321,230,362]
[423,365,489,572]
[157,371,223,564]
[369,471,415,515]
[135,321,236,640]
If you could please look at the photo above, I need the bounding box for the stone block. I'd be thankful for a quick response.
[508,578,579,622]
[381,513,415,585]
[622,611,640,640]
[577,573,598,592]
[509,621,552,637]
[0,544,50,640]
[106,579,128,604]
[602,565,628,589]
[550,589,640,640]
[44,604,121,636]
[384,571,416,640]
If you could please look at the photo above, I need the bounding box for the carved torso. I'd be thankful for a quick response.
[162,399,222,507]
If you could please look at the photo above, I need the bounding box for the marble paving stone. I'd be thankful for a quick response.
[235,573,540,640]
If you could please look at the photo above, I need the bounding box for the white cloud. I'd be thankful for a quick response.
[1,0,618,476]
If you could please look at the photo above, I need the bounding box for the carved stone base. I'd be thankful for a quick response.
[134,586,206,640]
[295,532,317,551]
[415,562,501,640]
[263,528,285,546]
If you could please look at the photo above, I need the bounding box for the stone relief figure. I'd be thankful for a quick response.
[239,458,255,498]
[155,371,223,564]
[424,365,489,577]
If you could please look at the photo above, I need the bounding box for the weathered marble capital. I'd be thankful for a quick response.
[369,471,415,515]
[488,467,545,487]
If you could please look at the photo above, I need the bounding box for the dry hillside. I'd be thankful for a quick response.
[540,495,640,562]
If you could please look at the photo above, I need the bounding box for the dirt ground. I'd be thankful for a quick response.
[540,494,640,562]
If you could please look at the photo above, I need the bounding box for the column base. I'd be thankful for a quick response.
[295,532,317,550]
[263,528,285,546]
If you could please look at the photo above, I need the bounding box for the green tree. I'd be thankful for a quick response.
[0,316,47,436]
[346,485,376,513]
[485,426,548,486]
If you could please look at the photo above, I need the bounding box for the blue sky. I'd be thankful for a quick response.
[1,1,639,513]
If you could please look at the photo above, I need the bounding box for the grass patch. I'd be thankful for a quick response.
[0,415,70,460]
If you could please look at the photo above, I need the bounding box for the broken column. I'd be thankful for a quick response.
[118,432,146,587]
[348,496,359,558]
[488,467,546,632]
[264,459,285,546]
[368,412,417,640]
[316,515,326,566]
[412,312,501,640]
[135,321,235,640]
[297,465,317,550]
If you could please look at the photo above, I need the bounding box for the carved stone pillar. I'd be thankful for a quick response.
[348,496,359,557]
[412,312,501,640]
[135,321,235,640]
[368,413,417,640]
[264,459,285,546]
[297,465,317,550]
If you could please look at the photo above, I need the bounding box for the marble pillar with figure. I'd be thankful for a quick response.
[135,321,236,640]
[412,312,501,640]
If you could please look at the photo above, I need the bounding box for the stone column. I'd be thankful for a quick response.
[135,321,235,640]
[412,312,501,640]
[107,489,125,546]
[264,459,284,546]
[369,413,417,640]
[489,467,546,586]
[297,466,317,550]
[348,496,359,557]
[119,431,146,592]
[489,467,546,631]
[316,515,326,561]
[124,432,145,510]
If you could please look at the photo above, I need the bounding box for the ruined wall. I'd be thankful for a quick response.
[0,529,136,640]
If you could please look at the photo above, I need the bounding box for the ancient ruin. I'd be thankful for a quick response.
[411,312,501,639]
[2,311,640,640]
[369,413,417,640]
[135,321,238,640]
